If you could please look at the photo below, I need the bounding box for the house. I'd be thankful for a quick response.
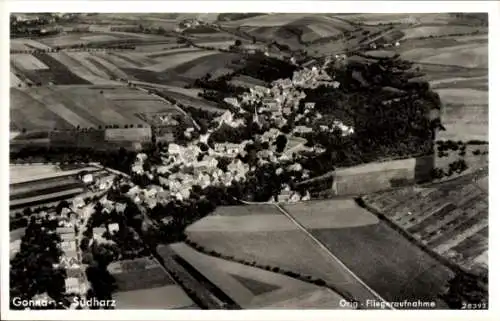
[72,197,85,209]
[108,223,120,234]
[56,227,74,235]
[223,97,239,107]
[65,277,80,294]
[82,174,93,184]
[263,98,280,112]
[92,227,107,237]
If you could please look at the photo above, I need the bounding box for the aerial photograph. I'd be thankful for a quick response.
[8,12,488,310]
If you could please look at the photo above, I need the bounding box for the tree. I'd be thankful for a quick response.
[441,273,488,309]
[275,134,288,153]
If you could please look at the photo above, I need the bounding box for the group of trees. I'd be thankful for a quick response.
[430,159,468,179]
[10,217,67,309]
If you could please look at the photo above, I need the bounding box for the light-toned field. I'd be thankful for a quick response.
[148,47,204,58]
[11,54,49,70]
[11,38,52,51]
[10,228,26,241]
[237,13,321,27]
[170,242,348,309]
[400,44,487,68]
[10,164,99,185]
[402,25,485,40]
[187,214,297,233]
[113,285,195,309]
[195,40,235,50]
[80,34,119,42]
[283,200,380,229]
[143,51,219,72]
[338,13,453,25]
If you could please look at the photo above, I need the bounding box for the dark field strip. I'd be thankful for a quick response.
[230,274,280,296]
[30,53,91,85]
[85,57,117,79]
[407,203,457,234]
[310,224,453,306]
[123,68,194,86]
[148,48,203,59]
[172,254,240,308]
[10,182,84,200]
[108,52,144,67]
[112,267,176,292]
[450,230,487,261]
[10,176,80,195]
[44,87,106,127]
[9,190,83,210]
[427,210,488,248]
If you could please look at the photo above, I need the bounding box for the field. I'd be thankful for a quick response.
[11,54,49,70]
[113,285,195,309]
[143,51,220,72]
[9,164,103,210]
[186,204,388,306]
[169,242,349,309]
[108,257,178,292]
[393,30,488,141]
[10,86,179,131]
[283,200,454,306]
[362,170,488,274]
[329,156,436,195]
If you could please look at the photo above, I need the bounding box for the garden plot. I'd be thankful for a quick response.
[11,54,49,70]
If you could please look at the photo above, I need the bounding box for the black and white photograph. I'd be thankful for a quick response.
[2,1,496,318]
